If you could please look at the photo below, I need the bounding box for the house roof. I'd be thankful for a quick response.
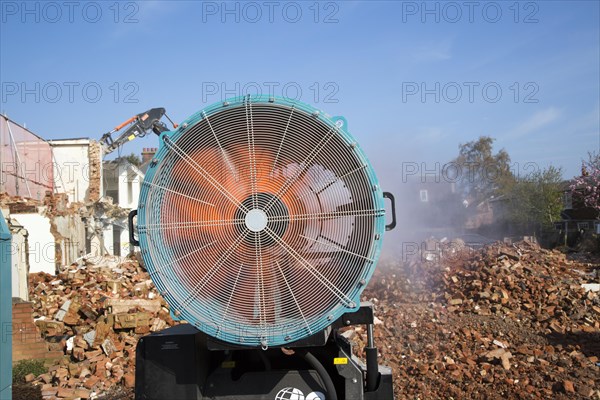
[103,160,145,178]
[139,159,152,174]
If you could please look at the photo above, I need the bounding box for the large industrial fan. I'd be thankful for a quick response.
[132,96,396,400]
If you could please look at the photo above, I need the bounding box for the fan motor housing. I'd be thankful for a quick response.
[137,96,386,348]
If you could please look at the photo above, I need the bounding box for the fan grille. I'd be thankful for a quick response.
[138,96,385,347]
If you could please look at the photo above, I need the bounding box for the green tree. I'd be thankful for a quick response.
[507,165,564,232]
[453,136,514,204]
[116,153,142,166]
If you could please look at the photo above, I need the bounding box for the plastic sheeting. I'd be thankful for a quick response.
[0,116,53,200]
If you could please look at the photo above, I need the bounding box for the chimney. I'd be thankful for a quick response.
[142,147,157,164]
[582,162,589,177]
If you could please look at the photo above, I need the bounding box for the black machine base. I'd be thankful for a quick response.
[135,304,394,400]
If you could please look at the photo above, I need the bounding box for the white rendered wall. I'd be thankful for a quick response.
[11,213,55,274]
[50,139,91,203]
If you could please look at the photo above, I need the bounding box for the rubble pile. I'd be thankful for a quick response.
[440,240,598,334]
[360,240,600,399]
[26,255,176,399]
[21,240,600,399]
[0,192,44,213]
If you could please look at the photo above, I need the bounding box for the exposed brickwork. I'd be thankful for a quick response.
[86,140,102,202]
[12,302,62,363]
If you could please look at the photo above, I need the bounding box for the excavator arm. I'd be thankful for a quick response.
[100,107,174,155]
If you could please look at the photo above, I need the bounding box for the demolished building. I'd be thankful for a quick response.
[1,115,141,299]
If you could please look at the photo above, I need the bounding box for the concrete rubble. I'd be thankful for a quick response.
[25,255,177,400]
[357,239,600,399]
[2,190,132,275]
[19,239,600,399]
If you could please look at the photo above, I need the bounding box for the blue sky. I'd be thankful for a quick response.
[1,0,599,189]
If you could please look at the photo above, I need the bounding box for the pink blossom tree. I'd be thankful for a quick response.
[570,152,600,216]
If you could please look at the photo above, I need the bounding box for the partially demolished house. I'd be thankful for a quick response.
[102,158,145,256]
[1,115,140,299]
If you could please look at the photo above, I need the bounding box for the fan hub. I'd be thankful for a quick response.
[245,209,268,232]
[234,193,290,246]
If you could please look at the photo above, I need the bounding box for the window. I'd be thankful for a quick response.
[419,189,428,202]
[127,181,133,205]
[577,222,589,231]
[563,192,572,209]
[113,226,122,256]
[106,190,118,202]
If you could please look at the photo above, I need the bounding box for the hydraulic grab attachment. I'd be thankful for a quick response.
[99,107,176,155]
